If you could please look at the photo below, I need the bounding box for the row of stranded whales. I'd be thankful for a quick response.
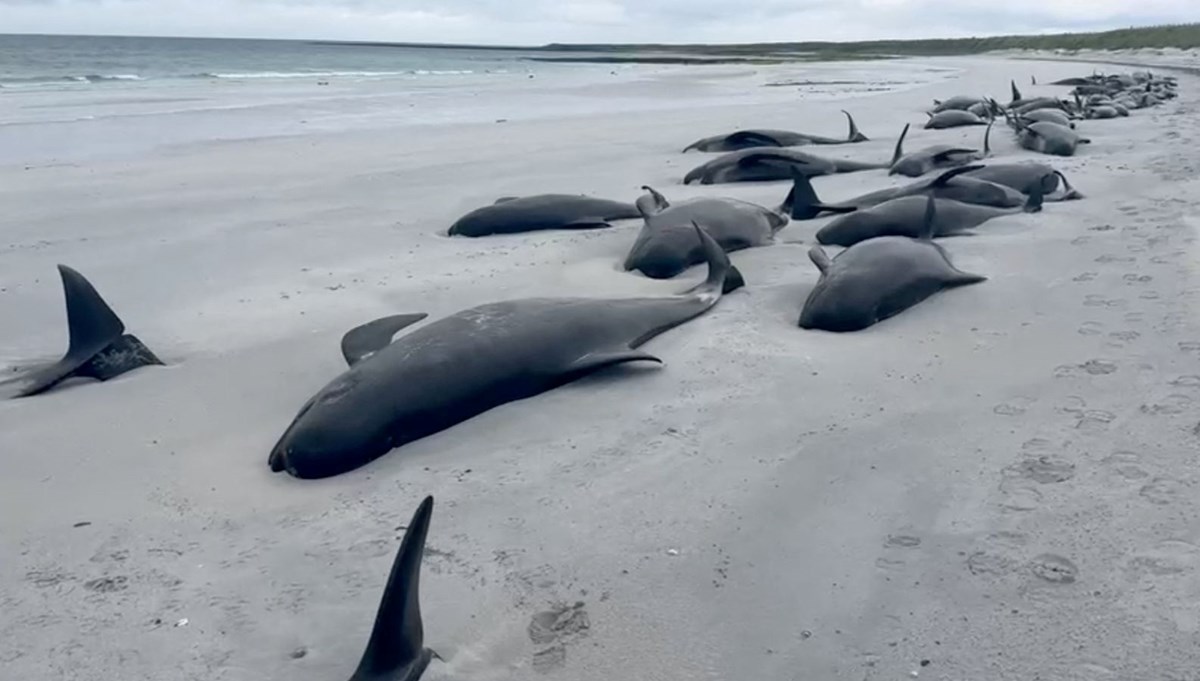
[268,225,741,479]
[682,109,868,152]
[1,66,1180,680]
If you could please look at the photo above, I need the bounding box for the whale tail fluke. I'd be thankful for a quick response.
[13,265,161,398]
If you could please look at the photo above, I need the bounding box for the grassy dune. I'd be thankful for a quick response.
[536,23,1200,61]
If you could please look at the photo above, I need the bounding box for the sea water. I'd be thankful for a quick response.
[0,34,956,164]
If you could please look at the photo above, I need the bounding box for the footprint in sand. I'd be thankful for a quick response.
[1140,394,1193,416]
[1028,554,1079,584]
[528,601,590,674]
[1169,375,1200,388]
[1140,477,1189,506]
[1078,321,1105,336]
[1125,540,1200,579]
[1074,272,1098,282]
[1102,450,1151,483]
[1054,359,1118,378]
[1084,295,1127,309]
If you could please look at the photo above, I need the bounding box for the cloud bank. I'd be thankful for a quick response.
[3,0,1197,44]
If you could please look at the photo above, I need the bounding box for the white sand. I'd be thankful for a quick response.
[2,55,1200,680]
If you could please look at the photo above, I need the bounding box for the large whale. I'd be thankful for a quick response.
[682,146,888,185]
[447,194,641,237]
[814,183,1043,247]
[781,165,1025,220]
[924,110,989,130]
[962,163,1083,201]
[623,185,784,279]
[3,265,162,398]
[799,196,987,332]
[269,226,743,479]
[682,110,868,152]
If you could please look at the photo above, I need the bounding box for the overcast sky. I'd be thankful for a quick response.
[3,0,1197,45]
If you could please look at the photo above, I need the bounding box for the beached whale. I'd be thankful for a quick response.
[781,165,1025,220]
[962,163,1083,201]
[682,110,868,152]
[799,196,987,332]
[815,183,1042,247]
[1013,120,1091,157]
[888,120,992,177]
[623,185,784,279]
[3,265,163,398]
[268,225,743,479]
[924,110,989,130]
[447,194,641,236]
[683,146,888,184]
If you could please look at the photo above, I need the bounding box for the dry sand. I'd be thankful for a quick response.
[3,55,1200,680]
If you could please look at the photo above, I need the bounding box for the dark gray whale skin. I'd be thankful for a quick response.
[799,196,987,332]
[623,185,785,279]
[343,495,437,681]
[682,110,868,152]
[683,146,888,184]
[962,163,1083,201]
[447,194,641,237]
[781,164,1025,221]
[268,226,743,479]
[4,265,163,398]
[815,183,1042,247]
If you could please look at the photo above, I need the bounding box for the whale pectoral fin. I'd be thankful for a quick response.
[561,218,613,230]
[564,349,662,379]
[341,313,429,366]
[931,148,977,163]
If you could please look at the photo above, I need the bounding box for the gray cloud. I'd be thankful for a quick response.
[3,0,1197,43]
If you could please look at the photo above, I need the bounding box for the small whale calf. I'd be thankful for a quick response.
[682,110,868,152]
[888,120,992,178]
[925,109,990,130]
[447,194,641,236]
[5,265,163,398]
[799,196,987,332]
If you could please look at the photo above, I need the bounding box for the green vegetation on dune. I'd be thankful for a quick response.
[539,23,1200,58]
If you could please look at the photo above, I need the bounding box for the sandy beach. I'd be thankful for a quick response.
[3,53,1200,680]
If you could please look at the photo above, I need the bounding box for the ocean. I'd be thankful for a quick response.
[0,34,546,87]
[0,34,955,164]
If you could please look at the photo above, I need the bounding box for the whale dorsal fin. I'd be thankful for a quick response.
[918,195,937,241]
[982,119,993,155]
[341,314,428,366]
[890,123,910,166]
[842,110,868,142]
[1010,80,1022,103]
[351,496,435,681]
[493,196,519,204]
[808,246,832,273]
